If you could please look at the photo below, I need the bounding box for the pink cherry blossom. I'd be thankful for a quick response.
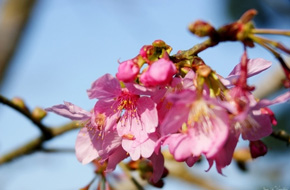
[151,70,196,124]
[159,89,229,164]
[226,52,290,141]
[46,101,123,165]
[220,58,272,87]
[140,58,177,87]
[88,73,159,159]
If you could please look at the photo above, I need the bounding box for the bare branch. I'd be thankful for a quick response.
[0,0,36,86]
[0,94,52,139]
[271,130,290,145]
[0,121,79,164]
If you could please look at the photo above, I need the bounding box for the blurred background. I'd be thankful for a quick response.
[0,0,290,189]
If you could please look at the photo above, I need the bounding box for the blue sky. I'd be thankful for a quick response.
[0,0,290,189]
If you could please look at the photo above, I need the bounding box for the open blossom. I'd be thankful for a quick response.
[158,89,229,166]
[151,70,196,124]
[208,52,290,173]
[45,101,125,170]
[87,73,159,160]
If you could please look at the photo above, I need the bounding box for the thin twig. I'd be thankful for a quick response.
[0,121,79,164]
[271,130,290,145]
[0,94,53,139]
[119,162,145,190]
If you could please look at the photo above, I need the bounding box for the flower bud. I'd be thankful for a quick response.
[249,140,267,159]
[12,97,29,113]
[189,20,217,38]
[116,59,140,82]
[140,58,177,87]
[32,107,47,121]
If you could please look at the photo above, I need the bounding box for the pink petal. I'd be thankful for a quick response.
[149,151,165,183]
[207,132,239,174]
[45,101,90,120]
[223,58,272,86]
[87,74,121,100]
[122,138,141,160]
[75,128,99,164]
[254,90,290,109]
[241,111,272,141]
[137,97,158,133]
[140,133,158,158]
[160,104,190,135]
[185,156,200,167]
[105,146,128,173]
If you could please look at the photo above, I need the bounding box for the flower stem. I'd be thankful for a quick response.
[119,162,145,190]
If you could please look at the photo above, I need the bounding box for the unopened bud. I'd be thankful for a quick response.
[189,20,216,38]
[249,140,267,159]
[32,107,47,121]
[11,97,29,112]
[152,40,166,47]
[238,9,257,24]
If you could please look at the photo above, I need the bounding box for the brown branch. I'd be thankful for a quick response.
[0,94,52,139]
[0,0,36,86]
[0,94,80,164]
[0,121,79,165]
[270,130,290,145]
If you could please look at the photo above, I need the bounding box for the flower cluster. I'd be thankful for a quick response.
[46,39,290,185]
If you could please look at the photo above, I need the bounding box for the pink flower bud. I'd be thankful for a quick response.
[116,59,139,82]
[249,140,267,159]
[140,58,177,87]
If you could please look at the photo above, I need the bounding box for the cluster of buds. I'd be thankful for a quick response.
[46,9,290,188]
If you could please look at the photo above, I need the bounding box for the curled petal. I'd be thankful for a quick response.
[222,58,272,86]
[45,101,90,120]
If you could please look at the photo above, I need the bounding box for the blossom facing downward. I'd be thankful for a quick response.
[159,89,229,164]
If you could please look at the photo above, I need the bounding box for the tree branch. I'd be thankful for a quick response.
[270,130,290,145]
[0,94,52,139]
[0,121,79,165]
[0,0,37,87]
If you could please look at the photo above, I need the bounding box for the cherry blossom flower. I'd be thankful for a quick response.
[45,101,123,166]
[87,73,159,160]
[159,89,229,165]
